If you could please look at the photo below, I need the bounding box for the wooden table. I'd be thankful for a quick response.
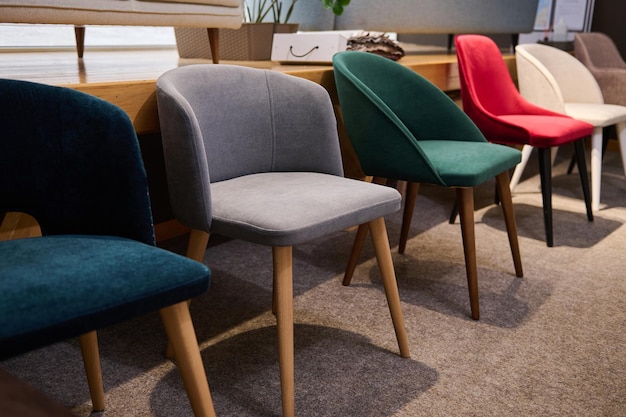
[0,48,516,240]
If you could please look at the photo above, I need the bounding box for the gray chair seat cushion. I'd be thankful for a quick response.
[210,172,401,246]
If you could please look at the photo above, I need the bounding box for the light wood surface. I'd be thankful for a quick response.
[0,48,516,134]
[0,47,516,241]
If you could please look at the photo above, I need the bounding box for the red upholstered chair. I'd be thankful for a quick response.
[454,34,595,247]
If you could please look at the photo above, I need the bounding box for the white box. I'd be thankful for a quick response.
[271,30,361,64]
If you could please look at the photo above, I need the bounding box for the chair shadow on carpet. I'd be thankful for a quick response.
[154,324,438,417]
[349,258,553,329]
[482,203,622,248]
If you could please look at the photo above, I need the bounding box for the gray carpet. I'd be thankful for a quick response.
[2,148,625,416]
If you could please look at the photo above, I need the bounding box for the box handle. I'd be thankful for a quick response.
[289,45,319,58]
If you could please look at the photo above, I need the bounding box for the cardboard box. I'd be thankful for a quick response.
[271,30,361,64]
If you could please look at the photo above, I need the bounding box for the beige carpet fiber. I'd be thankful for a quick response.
[2,148,625,416]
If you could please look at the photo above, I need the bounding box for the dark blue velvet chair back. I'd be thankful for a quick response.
[0,79,154,245]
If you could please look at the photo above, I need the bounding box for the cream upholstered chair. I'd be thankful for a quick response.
[156,64,410,417]
[515,42,626,211]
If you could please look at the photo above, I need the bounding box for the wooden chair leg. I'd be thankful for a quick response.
[495,172,523,278]
[398,182,419,254]
[368,217,410,358]
[79,331,105,412]
[448,200,458,224]
[166,228,210,359]
[342,223,369,286]
[160,302,216,417]
[272,246,295,417]
[342,176,387,286]
[573,139,594,222]
[456,187,479,320]
[207,28,220,64]
[187,229,210,262]
[537,147,554,247]
[74,25,85,59]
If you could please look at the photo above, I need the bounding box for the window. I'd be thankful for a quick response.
[0,23,176,48]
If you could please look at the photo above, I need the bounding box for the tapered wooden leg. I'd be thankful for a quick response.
[79,331,105,412]
[160,302,216,417]
[368,217,410,358]
[167,229,210,359]
[342,177,387,286]
[74,25,85,58]
[187,229,210,262]
[343,223,369,286]
[399,182,419,254]
[456,187,479,320]
[573,139,594,222]
[207,28,220,64]
[273,246,295,417]
[495,172,523,278]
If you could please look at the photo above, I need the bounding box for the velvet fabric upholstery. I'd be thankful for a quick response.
[332,51,524,320]
[0,79,153,244]
[0,78,211,368]
[209,172,399,246]
[156,64,410,417]
[156,64,401,246]
[0,235,209,359]
[455,35,595,247]
[332,51,522,187]
[455,35,594,148]
[574,32,626,107]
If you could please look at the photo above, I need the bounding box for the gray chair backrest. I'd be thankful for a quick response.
[156,64,344,231]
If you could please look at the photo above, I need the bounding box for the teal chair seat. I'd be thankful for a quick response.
[333,51,523,320]
[417,140,521,186]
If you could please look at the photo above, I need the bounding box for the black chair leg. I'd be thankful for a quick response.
[573,139,594,221]
[538,147,554,247]
[568,128,611,174]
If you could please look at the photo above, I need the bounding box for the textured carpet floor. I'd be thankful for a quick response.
[2,149,625,416]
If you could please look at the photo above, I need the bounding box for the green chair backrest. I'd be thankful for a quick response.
[333,51,487,185]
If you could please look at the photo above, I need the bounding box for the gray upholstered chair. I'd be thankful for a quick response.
[515,42,626,211]
[0,79,215,417]
[156,64,410,417]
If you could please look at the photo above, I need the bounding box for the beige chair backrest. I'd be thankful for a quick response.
[516,43,604,112]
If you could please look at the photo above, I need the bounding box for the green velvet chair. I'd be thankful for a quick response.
[0,79,216,417]
[333,51,524,320]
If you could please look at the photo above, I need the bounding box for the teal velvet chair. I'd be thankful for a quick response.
[0,79,216,417]
[333,51,524,320]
